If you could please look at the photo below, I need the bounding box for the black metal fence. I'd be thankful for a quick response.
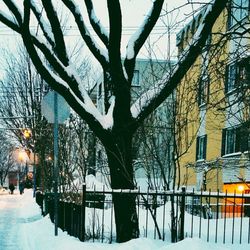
[38,186,250,244]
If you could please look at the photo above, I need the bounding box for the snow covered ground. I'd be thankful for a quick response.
[0,189,249,250]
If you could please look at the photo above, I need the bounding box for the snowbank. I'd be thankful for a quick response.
[5,189,249,250]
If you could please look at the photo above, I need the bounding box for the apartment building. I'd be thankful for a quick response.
[176,0,250,193]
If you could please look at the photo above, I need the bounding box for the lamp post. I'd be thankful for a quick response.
[22,128,36,197]
[17,148,28,194]
[33,153,36,198]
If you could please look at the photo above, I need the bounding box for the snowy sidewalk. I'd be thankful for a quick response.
[0,190,42,250]
[0,189,249,250]
[0,193,26,250]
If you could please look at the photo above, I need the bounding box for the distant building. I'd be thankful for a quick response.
[94,58,176,188]
[8,171,18,187]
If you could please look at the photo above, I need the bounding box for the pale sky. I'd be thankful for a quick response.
[0,0,209,74]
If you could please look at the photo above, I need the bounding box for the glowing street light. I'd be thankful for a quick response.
[18,150,28,162]
[22,129,37,198]
[23,128,32,139]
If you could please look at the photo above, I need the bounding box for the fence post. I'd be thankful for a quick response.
[179,186,186,240]
[81,184,86,241]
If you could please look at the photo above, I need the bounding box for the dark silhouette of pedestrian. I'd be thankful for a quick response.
[19,181,24,195]
[9,183,15,194]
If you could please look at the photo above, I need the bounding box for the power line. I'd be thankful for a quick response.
[0,116,35,120]
[0,127,32,130]
[0,25,181,37]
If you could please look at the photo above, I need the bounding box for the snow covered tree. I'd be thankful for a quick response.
[0,45,96,192]
[0,0,228,242]
[0,132,15,187]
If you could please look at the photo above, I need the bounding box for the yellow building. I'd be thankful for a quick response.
[176,1,250,194]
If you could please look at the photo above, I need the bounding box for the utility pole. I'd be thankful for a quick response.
[53,91,59,236]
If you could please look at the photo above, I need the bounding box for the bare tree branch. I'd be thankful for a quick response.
[41,0,68,65]
[124,0,164,82]
[22,0,110,140]
[85,0,109,48]
[62,0,109,69]
[0,11,20,32]
[3,0,22,25]
[107,0,125,83]
[30,3,55,48]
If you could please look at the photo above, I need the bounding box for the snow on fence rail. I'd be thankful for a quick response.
[37,186,250,244]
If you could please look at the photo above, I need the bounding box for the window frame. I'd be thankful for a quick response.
[196,135,207,161]
[198,74,210,107]
[228,0,249,29]
[225,60,248,94]
[225,63,237,94]
[221,125,249,156]
[225,128,236,154]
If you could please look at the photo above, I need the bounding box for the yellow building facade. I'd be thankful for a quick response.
[176,1,250,194]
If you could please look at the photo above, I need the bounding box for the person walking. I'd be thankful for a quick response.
[9,183,15,194]
[19,181,24,195]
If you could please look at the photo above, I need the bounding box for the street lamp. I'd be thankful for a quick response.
[23,128,32,139]
[16,148,29,194]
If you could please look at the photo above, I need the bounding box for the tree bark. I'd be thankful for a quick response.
[105,133,139,242]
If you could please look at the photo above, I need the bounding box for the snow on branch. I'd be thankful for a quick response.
[85,0,109,47]
[22,2,112,132]
[45,62,114,130]
[62,0,109,68]
[0,10,20,32]
[57,64,114,129]
[41,0,69,65]
[28,34,113,130]
[126,26,141,60]
[0,0,114,135]
[30,0,55,49]
[178,3,213,64]
[131,76,168,118]
[33,37,113,129]
[3,0,23,25]
[56,63,114,130]
[125,0,164,60]
[131,0,228,122]
[124,0,163,82]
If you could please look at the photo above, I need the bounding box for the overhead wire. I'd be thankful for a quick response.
[0,25,183,36]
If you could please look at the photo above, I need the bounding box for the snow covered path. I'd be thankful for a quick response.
[0,194,24,250]
[0,191,42,250]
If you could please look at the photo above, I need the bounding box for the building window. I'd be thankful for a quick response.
[225,61,248,94]
[198,75,209,106]
[196,135,207,160]
[221,126,249,156]
[225,63,237,93]
[228,0,249,28]
[237,62,248,83]
[132,70,140,86]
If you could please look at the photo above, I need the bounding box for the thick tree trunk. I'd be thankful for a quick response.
[105,133,139,243]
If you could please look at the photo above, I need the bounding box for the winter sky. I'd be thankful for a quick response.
[0,0,210,68]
